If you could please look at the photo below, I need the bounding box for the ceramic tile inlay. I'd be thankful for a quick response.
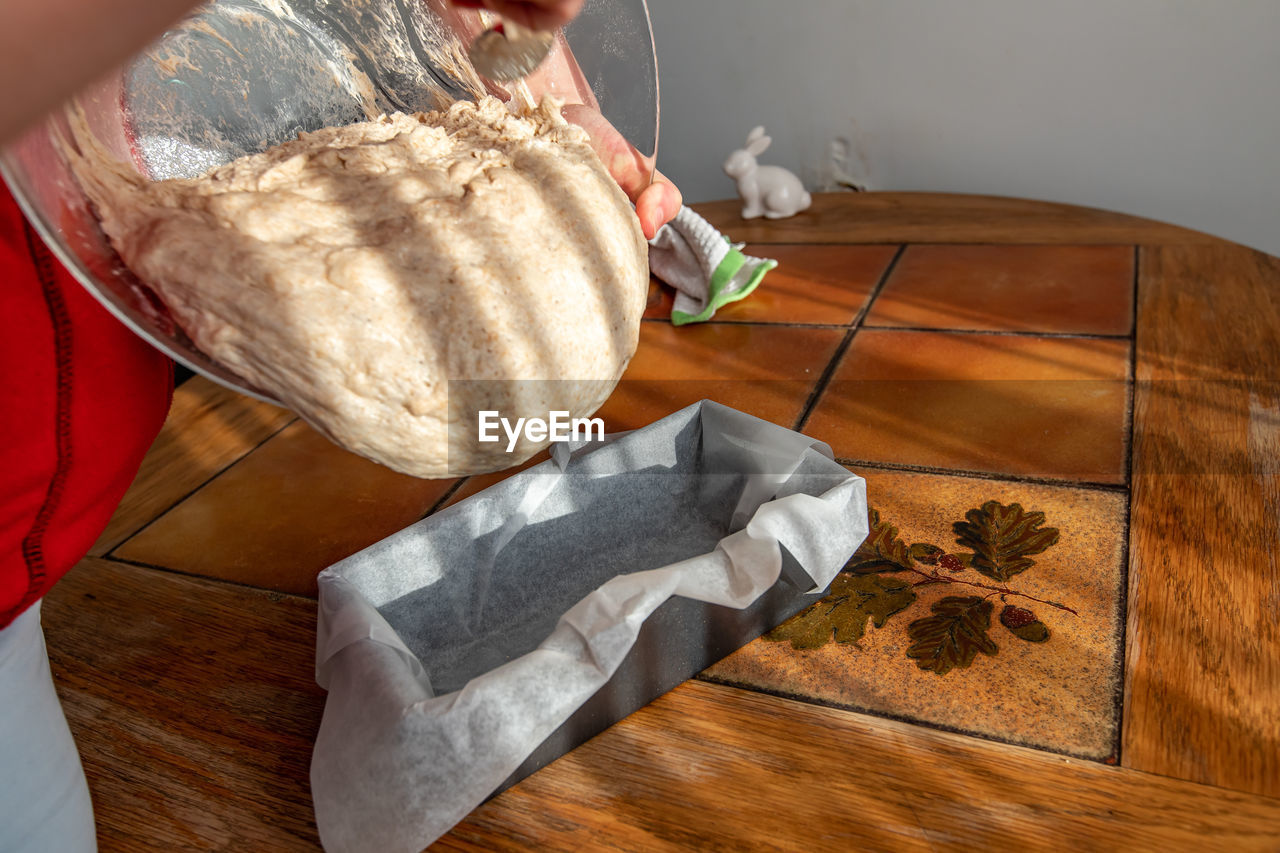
[864,244,1134,335]
[703,467,1127,761]
[804,329,1131,483]
[91,377,295,555]
[114,421,457,597]
[767,502,1069,673]
[598,322,842,432]
[645,244,897,325]
[441,450,552,510]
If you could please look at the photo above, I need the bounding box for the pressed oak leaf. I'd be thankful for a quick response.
[1000,604,1051,643]
[765,573,916,650]
[952,501,1059,582]
[905,596,999,674]
[846,508,913,574]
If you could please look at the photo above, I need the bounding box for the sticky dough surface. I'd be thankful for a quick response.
[71,97,649,477]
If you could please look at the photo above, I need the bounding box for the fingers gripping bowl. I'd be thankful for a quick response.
[0,0,660,477]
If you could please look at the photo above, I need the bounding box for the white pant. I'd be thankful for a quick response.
[0,602,96,853]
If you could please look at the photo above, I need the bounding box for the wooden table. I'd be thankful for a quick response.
[42,193,1280,850]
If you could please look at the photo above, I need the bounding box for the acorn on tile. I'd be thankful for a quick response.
[1000,604,1051,642]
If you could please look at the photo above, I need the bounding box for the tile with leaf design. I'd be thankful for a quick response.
[703,467,1127,761]
[113,421,457,597]
[645,245,897,325]
[863,245,1133,334]
[804,329,1130,483]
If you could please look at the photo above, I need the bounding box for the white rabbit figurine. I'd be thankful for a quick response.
[723,126,813,220]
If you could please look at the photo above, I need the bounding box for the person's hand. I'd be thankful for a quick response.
[633,171,682,241]
[445,0,683,238]
[449,0,584,31]
[561,104,682,240]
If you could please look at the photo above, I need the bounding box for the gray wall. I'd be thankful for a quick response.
[647,0,1280,254]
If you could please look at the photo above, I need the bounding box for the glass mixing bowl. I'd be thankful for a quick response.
[0,0,658,403]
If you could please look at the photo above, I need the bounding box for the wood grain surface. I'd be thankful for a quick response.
[41,558,1280,853]
[42,558,324,852]
[36,195,1280,852]
[443,679,1280,852]
[90,377,294,556]
[695,193,1220,247]
[1125,244,1280,797]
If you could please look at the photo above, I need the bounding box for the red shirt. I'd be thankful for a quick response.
[0,180,172,628]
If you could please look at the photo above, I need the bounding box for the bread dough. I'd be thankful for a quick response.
[69,97,649,477]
